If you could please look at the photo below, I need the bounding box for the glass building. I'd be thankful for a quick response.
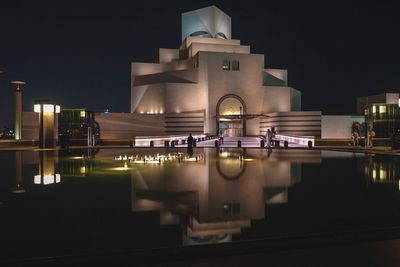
[58,109,100,146]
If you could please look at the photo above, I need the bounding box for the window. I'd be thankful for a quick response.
[379,105,386,113]
[222,59,230,70]
[232,60,240,71]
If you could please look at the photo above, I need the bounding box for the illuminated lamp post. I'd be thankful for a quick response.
[34,151,60,185]
[11,80,26,140]
[34,101,60,149]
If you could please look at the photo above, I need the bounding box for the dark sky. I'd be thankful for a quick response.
[1,0,399,126]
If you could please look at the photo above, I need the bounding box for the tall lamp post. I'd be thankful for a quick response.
[11,80,26,140]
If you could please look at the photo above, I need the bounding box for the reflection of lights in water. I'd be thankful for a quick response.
[70,156,84,160]
[380,168,386,180]
[372,169,377,180]
[12,184,26,194]
[398,180,400,191]
[113,153,203,164]
[111,167,131,171]
[220,152,229,158]
[34,174,61,185]
[80,166,86,174]
[242,158,254,162]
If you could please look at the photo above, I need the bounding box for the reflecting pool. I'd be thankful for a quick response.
[1,148,400,263]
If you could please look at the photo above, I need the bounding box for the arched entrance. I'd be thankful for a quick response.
[216,94,246,137]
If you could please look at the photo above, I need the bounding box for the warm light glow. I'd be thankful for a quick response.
[34,175,41,184]
[219,118,231,122]
[35,174,61,185]
[43,104,54,113]
[43,175,55,185]
[55,105,60,113]
[379,106,386,113]
[111,167,131,171]
[372,106,376,113]
[34,104,41,113]
[220,152,229,157]
[80,166,86,174]
[80,110,86,117]
[223,111,240,115]
[372,169,377,180]
[380,168,386,180]
[71,156,84,159]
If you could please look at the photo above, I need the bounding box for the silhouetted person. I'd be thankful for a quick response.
[187,133,193,148]
[267,147,272,157]
[266,129,272,148]
[187,147,194,158]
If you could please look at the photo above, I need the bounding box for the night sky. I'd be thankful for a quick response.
[1,0,399,126]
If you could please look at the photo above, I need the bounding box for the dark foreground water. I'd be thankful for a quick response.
[0,148,400,264]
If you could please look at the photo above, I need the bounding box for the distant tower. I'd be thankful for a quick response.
[11,81,26,140]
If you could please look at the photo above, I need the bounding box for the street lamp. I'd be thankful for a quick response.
[10,80,26,140]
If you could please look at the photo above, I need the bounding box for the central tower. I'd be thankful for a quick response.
[181,6,231,41]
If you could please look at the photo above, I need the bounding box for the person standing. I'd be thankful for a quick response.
[266,129,272,148]
[368,129,375,148]
[187,133,193,148]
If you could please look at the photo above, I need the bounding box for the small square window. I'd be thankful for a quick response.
[222,59,230,70]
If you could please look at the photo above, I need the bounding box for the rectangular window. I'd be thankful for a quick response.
[379,105,386,113]
[222,59,230,70]
[232,60,240,71]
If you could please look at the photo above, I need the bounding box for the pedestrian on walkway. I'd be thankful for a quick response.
[368,129,375,148]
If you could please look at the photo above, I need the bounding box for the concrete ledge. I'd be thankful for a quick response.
[0,139,38,148]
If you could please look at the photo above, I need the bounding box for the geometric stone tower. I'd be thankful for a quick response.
[182,6,231,41]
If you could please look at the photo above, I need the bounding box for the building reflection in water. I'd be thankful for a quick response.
[12,152,26,193]
[12,149,96,193]
[131,148,321,245]
[34,151,61,185]
[361,154,400,190]
[58,149,95,177]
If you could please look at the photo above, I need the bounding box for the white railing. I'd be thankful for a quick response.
[134,134,206,147]
[274,134,315,147]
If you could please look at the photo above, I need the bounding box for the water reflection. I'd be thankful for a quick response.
[361,154,400,189]
[34,151,60,185]
[12,152,25,193]
[131,148,321,245]
[58,149,95,177]
[11,149,97,193]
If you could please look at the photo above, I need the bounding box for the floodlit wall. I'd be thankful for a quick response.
[321,115,365,139]
[22,112,39,140]
[96,113,164,139]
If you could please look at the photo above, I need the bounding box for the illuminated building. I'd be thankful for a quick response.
[130,149,321,244]
[97,6,321,138]
[358,93,400,145]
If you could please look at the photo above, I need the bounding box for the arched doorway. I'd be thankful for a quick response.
[216,94,246,137]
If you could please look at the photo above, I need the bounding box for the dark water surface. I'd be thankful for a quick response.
[1,148,400,263]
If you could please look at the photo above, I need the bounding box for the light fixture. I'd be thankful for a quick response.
[34,104,61,113]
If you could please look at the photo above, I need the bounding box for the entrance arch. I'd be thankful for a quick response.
[216,94,246,137]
